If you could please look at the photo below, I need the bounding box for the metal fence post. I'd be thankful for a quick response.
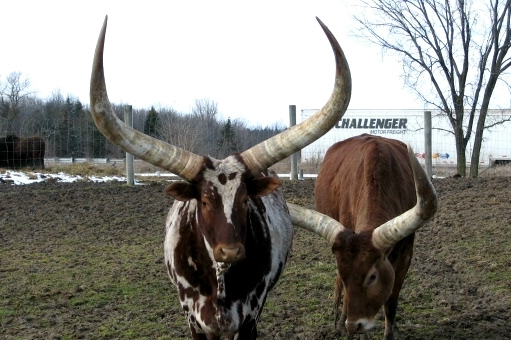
[289,105,298,180]
[424,110,433,178]
[124,105,135,186]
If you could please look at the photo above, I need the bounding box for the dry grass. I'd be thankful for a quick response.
[41,162,125,177]
[5,158,510,180]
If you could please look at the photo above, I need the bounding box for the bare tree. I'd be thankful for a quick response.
[159,111,207,155]
[354,0,511,177]
[192,98,218,121]
[0,72,34,123]
[191,98,221,156]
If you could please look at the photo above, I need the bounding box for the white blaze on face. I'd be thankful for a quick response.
[203,156,246,225]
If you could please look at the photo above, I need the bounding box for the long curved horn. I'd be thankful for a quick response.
[241,17,351,174]
[287,202,345,246]
[90,16,350,180]
[90,16,204,181]
[371,145,438,250]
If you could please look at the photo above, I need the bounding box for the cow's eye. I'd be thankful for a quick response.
[367,273,377,285]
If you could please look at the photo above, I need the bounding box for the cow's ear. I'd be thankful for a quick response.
[247,176,281,197]
[383,246,393,259]
[165,182,198,201]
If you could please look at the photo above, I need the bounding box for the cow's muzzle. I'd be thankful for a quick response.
[346,318,374,334]
[214,243,245,263]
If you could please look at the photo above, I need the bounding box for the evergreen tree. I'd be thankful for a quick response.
[53,97,86,158]
[144,106,161,138]
[0,98,8,120]
[54,100,70,157]
[89,119,107,158]
[216,118,240,158]
[67,97,79,158]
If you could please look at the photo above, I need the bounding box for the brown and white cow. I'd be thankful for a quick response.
[288,134,437,340]
[89,16,351,339]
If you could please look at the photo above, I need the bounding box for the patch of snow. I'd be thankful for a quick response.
[0,170,128,186]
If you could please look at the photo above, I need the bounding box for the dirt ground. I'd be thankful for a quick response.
[1,175,511,339]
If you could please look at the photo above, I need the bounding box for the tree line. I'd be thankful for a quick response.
[0,73,284,160]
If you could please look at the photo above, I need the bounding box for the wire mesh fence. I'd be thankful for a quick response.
[300,109,511,177]
[2,108,511,178]
[0,108,285,172]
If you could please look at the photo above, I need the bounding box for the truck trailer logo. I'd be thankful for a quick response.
[335,118,408,134]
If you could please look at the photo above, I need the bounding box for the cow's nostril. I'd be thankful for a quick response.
[222,247,239,257]
[345,319,374,334]
[346,321,364,334]
[215,244,245,263]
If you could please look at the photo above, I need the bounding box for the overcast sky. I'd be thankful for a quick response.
[2,1,430,127]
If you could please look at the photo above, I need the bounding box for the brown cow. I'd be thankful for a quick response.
[0,135,45,169]
[89,16,351,339]
[15,136,46,169]
[0,135,19,168]
[288,134,437,340]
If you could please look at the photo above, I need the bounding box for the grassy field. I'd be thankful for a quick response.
[1,175,511,339]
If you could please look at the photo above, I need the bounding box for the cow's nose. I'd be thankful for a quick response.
[346,319,374,334]
[214,243,245,263]
[346,321,363,334]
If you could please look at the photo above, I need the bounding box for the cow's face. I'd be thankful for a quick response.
[165,156,281,264]
[332,230,395,334]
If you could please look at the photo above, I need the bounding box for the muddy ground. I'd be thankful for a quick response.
[1,176,511,339]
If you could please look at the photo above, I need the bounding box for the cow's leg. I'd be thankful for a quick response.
[236,318,257,340]
[383,267,408,339]
[383,235,415,340]
[334,275,349,336]
[189,326,216,340]
[382,298,398,340]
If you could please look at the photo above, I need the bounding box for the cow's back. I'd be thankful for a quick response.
[315,134,416,232]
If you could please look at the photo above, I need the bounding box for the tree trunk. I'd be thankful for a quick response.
[470,128,483,177]
[470,105,491,178]
[456,141,467,176]
[453,109,467,177]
